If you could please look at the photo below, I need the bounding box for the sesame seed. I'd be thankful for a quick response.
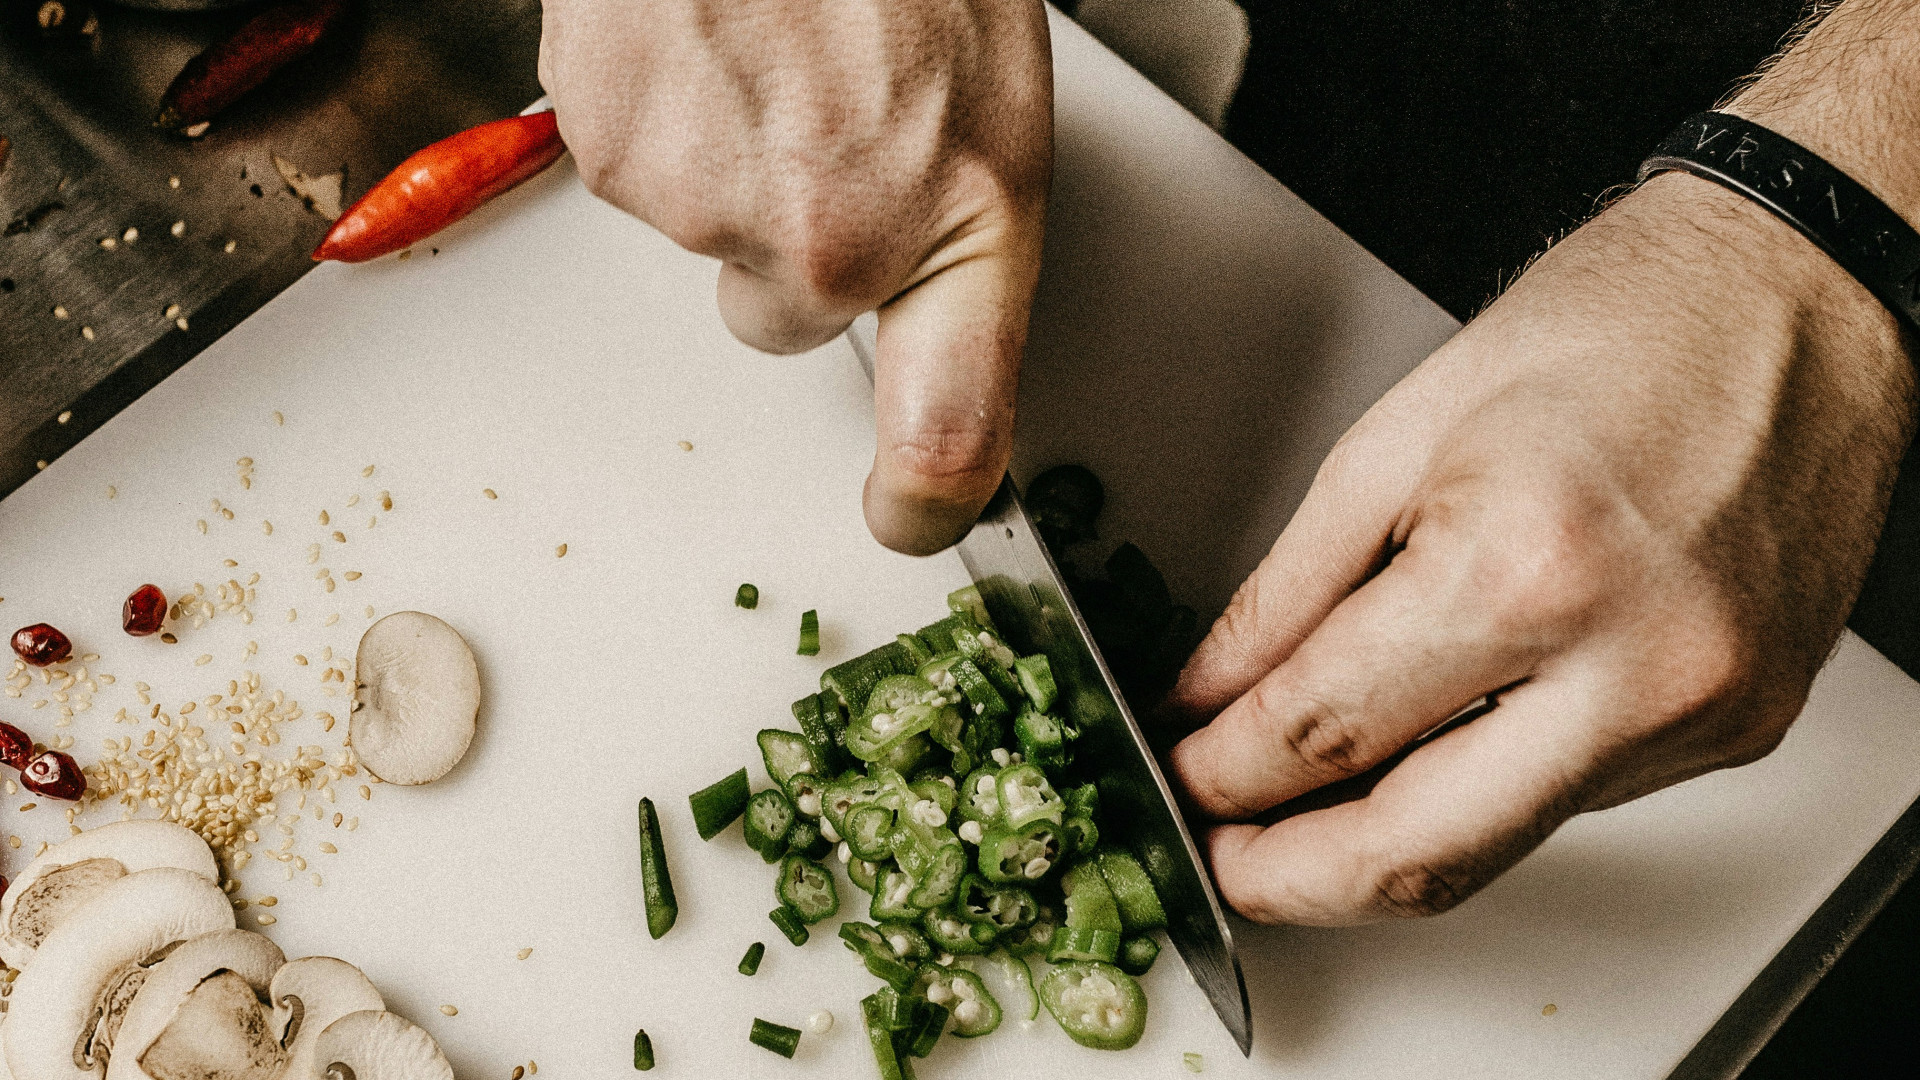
[363,606,374,618]
[170,221,186,238]
[263,521,273,535]
[345,495,360,507]
[272,410,283,424]
[176,317,189,331]
[197,520,207,534]
[100,237,117,250]
[17,804,33,812]
[287,609,297,622]
[107,486,116,498]
[195,655,212,666]
[81,326,95,341]
[53,305,68,319]
[294,655,308,666]
[323,614,339,626]
[318,510,329,525]
[358,785,370,800]
[362,465,375,477]
[56,411,71,424]
[35,461,46,471]
[319,842,336,853]
[556,544,568,558]
[343,571,361,581]
[256,914,276,925]
[331,531,345,543]
[123,227,139,243]
[169,176,181,189]
[1542,1004,1558,1017]
[225,240,237,254]
[259,895,277,907]
[517,948,533,960]
[513,1068,525,1080]
[324,579,335,593]
[160,632,177,644]
[483,488,497,499]
[439,1005,457,1016]
[677,440,693,451]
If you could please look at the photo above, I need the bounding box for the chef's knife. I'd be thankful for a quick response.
[847,319,1253,1055]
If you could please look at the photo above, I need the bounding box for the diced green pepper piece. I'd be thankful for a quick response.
[978,820,1061,884]
[776,854,840,922]
[758,729,824,791]
[1041,961,1147,1050]
[1014,654,1058,711]
[738,941,766,976]
[743,789,796,863]
[797,609,820,655]
[949,658,1010,721]
[786,816,832,859]
[1097,849,1169,933]
[1047,925,1123,964]
[996,764,1065,829]
[750,1018,802,1059]
[734,583,758,609]
[1117,934,1160,975]
[922,906,995,954]
[956,766,1002,825]
[821,641,916,712]
[636,798,677,940]
[688,767,751,840]
[1014,709,1069,772]
[871,866,926,922]
[769,905,810,946]
[861,994,911,1080]
[847,856,880,894]
[633,1028,655,1070]
[916,967,1002,1038]
[1062,813,1100,858]
[845,804,897,862]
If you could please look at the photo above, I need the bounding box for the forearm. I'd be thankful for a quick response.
[1726,0,1920,222]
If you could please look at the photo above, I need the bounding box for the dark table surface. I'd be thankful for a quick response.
[3,1,1913,1075]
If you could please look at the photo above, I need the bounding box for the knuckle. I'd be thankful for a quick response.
[883,419,1007,502]
[1367,854,1477,919]
[1463,502,1612,638]
[1253,683,1371,780]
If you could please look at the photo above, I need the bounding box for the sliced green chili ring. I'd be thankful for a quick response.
[1063,782,1101,821]
[1041,961,1146,1050]
[1064,861,1124,932]
[904,999,950,1058]
[908,777,957,816]
[840,921,924,989]
[633,1028,655,1071]
[871,866,926,922]
[743,788,796,863]
[1117,933,1160,975]
[1062,813,1100,858]
[738,941,766,976]
[758,729,823,792]
[990,949,1040,1021]
[776,854,840,923]
[922,906,994,954]
[956,766,1003,824]
[750,1018,802,1059]
[861,993,910,1080]
[949,657,1010,721]
[995,764,1065,830]
[956,874,1038,932]
[769,905,810,946]
[846,700,940,761]
[636,798,677,940]
[784,773,827,819]
[917,967,1002,1038]
[1014,709,1069,772]
[823,775,886,835]
[821,640,916,711]
[1097,849,1169,933]
[978,820,1061,884]
[845,804,897,862]
[875,731,937,776]
[688,767,751,841]
[1003,904,1060,957]
[1046,925,1123,964]
[1014,654,1058,711]
[848,856,880,894]
[896,632,934,668]
[946,586,999,634]
[874,920,935,966]
[791,692,849,774]
[890,816,959,878]
[734,583,759,609]
[786,817,830,858]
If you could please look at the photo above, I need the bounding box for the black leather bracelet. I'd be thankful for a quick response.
[1639,111,1920,334]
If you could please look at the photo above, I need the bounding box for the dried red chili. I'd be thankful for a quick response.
[313,110,565,263]
[0,723,31,772]
[11,623,71,667]
[123,584,168,637]
[21,749,84,801]
[155,0,350,136]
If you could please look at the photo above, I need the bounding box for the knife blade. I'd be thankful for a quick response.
[846,319,1252,1055]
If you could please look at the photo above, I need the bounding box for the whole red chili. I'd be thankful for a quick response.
[123,584,168,637]
[313,110,566,263]
[0,723,31,772]
[11,623,72,667]
[155,0,350,135]
[21,749,84,801]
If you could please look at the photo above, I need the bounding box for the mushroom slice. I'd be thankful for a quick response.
[351,612,480,786]
[104,930,285,1080]
[301,1010,452,1080]
[0,821,218,971]
[4,868,233,1080]
[268,958,384,1078]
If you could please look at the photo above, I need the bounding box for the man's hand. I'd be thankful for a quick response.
[1164,0,1920,926]
[539,0,1052,554]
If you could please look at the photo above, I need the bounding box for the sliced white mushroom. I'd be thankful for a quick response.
[105,929,285,1080]
[298,1010,452,1080]
[4,867,233,1080]
[351,612,480,786]
[267,958,384,1079]
[0,822,218,971]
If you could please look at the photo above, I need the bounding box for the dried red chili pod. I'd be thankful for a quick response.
[0,722,31,771]
[123,583,168,637]
[314,110,566,263]
[155,0,351,136]
[21,748,84,800]
[11,623,71,667]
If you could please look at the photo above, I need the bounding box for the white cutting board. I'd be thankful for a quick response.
[2,10,1918,1080]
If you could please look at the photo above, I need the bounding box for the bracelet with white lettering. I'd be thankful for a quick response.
[1639,111,1920,333]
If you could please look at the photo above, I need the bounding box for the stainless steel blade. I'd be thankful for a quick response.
[846,321,1252,1054]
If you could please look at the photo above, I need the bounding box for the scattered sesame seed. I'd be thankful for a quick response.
[294,656,308,666]
[287,609,297,622]
[17,804,34,812]
[363,606,374,618]
[196,520,208,534]
[122,227,139,243]
[331,531,345,543]
[1542,1004,1558,1017]
[99,237,117,250]
[166,304,182,319]
[323,614,339,626]
[35,461,47,471]
[439,1005,458,1016]
[195,654,212,666]
[170,220,186,238]
[398,249,412,261]
[528,1061,537,1073]
[358,785,370,800]
[343,571,361,581]
[80,326,95,341]
[483,488,497,499]
[319,841,336,853]
[224,239,237,254]
[258,896,277,907]
[52,305,68,319]
[169,176,181,189]
[256,913,276,925]
[56,411,71,424]
[185,122,209,137]
[175,317,189,332]
[263,521,273,535]
[513,1068,525,1080]
[556,544,568,558]
[677,440,693,451]
[517,948,533,960]
[380,492,392,511]
[318,510,329,525]
[362,465,375,477]
[272,410,283,424]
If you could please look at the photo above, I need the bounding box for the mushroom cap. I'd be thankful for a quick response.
[0,821,218,970]
[105,929,286,1080]
[268,957,384,1078]
[302,1010,452,1080]
[4,868,234,1080]
[351,612,480,786]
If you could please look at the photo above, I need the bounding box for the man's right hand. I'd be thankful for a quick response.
[539,0,1054,555]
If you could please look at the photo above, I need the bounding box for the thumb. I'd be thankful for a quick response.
[864,219,1043,555]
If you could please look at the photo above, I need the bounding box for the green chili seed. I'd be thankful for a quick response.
[735,582,760,609]
[739,941,766,976]
[750,1018,803,1058]
[688,767,751,840]
[633,1029,655,1071]
[770,905,810,946]
[636,798,677,940]
[798,609,821,655]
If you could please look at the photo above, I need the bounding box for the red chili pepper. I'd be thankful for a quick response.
[155,0,350,136]
[11,623,71,667]
[313,111,566,263]
[123,584,168,637]
[0,723,31,772]
[21,748,84,801]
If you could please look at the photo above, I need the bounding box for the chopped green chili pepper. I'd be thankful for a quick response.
[949,657,1010,721]
[776,854,839,923]
[821,640,916,712]
[956,874,1038,933]
[1117,933,1160,975]
[1041,961,1148,1050]
[769,905,810,946]
[688,767,751,840]
[1097,849,1169,933]
[871,866,926,922]
[922,906,995,953]
[1062,813,1100,858]
[1013,654,1058,711]
[635,798,677,940]
[735,583,759,609]
[1047,924,1123,964]
[957,766,1003,824]
[1014,709,1069,772]
[847,856,880,894]
[758,729,825,792]
[840,922,922,989]
[798,608,821,655]
[786,817,832,859]
[744,788,797,862]
[946,585,998,633]
[996,765,1065,830]
[749,1018,802,1059]
[896,632,933,667]
[916,966,1002,1038]
[739,941,766,976]
[978,820,1061,884]
[633,1028,655,1070]
[1002,903,1060,957]
[990,949,1040,1021]
[861,993,910,1080]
